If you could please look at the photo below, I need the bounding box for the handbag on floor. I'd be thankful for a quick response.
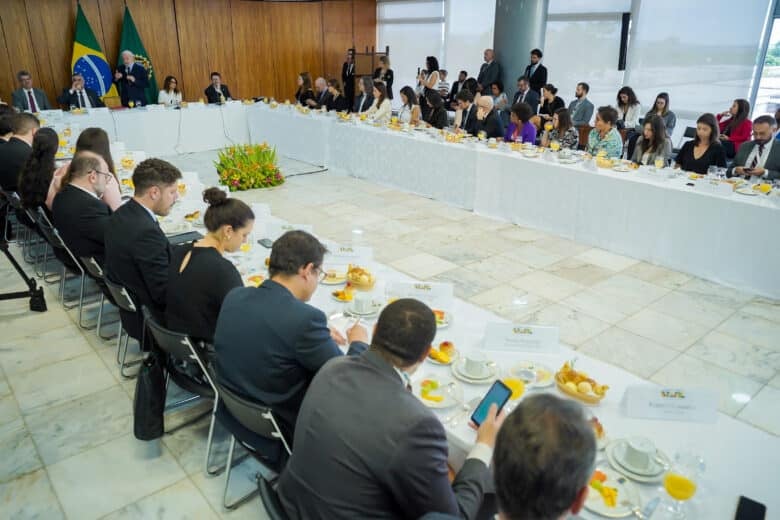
[133,348,167,440]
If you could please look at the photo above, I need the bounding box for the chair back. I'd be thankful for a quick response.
[80,256,105,280]
[144,309,202,366]
[0,190,22,210]
[103,277,138,313]
[258,478,290,520]
[683,126,696,139]
[216,382,292,456]
[578,125,592,150]
[31,207,81,270]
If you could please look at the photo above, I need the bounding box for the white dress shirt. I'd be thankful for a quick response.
[744,138,774,175]
[70,89,92,108]
[158,90,182,106]
[367,98,392,123]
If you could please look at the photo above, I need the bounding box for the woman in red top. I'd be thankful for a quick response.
[717,98,751,157]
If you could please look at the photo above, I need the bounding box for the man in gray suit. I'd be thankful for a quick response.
[278,299,503,519]
[568,82,594,128]
[476,49,500,94]
[11,70,52,112]
[728,115,780,180]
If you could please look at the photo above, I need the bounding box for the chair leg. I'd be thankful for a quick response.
[204,401,224,476]
[77,274,98,330]
[97,299,120,340]
[222,434,260,509]
[115,324,124,364]
[119,334,141,379]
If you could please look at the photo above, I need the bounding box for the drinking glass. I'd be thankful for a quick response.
[128,101,135,109]
[662,451,705,519]
[655,157,665,170]
[550,140,561,152]
[544,122,553,132]
[707,165,718,179]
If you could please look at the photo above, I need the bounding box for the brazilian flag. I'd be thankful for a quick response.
[118,5,158,105]
[71,3,118,100]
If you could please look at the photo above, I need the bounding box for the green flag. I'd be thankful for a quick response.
[117,6,157,105]
[71,3,118,99]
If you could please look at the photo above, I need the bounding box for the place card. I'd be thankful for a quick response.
[621,385,718,423]
[481,323,559,353]
[264,221,313,240]
[145,104,164,112]
[386,281,453,308]
[694,181,733,197]
[88,107,109,114]
[324,243,373,266]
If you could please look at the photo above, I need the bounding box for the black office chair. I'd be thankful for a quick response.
[258,477,290,520]
[103,277,144,378]
[80,256,119,340]
[142,308,215,432]
[214,381,292,510]
[672,126,697,157]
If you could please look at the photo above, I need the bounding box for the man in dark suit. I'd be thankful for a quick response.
[204,72,232,104]
[278,299,502,520]
[523,48,548,95]
[342,49,356,106]
[353,76,374,113]
[104,158,182,338]
[113,50,149,107]
[56,73,104,110]
[214,230,368,441]
[308,77,331,109]
[456,89,478,135]
[51,152,112,264]
[729,115,780,181]
[512,76,540,115]
[448,70,467,110]
[476,49,500,94]
[0,113,38,192]
[11,70,52,112]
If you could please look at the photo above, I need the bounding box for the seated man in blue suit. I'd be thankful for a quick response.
[214,230,368,442]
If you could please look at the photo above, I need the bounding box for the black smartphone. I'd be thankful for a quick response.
[257,238,274,249]
[735,496,766,520]
[470,380,512,427]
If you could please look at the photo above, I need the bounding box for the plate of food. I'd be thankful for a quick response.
[584,467,640,518]
[347,264,375,290]
[590,415,608,451]
[736,187,758,196]
[612,164,631,172]
[413,375,463,409]
[555,360,609,404]
[321,269,347,285]
[753,183,772,194]
[507,361,554,388]
[427,341,458,365]
[120,156,136,171]
[183,210,201,223]
[245,273,265,287]
[331,283,355,303]
[433,309,451,329]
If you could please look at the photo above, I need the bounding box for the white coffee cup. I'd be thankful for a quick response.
[353,292,372,314]
[463,352,488,378]
[622,437,655,472]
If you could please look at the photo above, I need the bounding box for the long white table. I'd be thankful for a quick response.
[42,105,780,298]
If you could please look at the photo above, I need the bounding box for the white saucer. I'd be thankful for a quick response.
[736,188,758,196]
[344,301,382,317]
[321,275,347,285]
[605,440,670,484]
[558,157,578,164]
[609,439,667,476]
[451,358,498,384]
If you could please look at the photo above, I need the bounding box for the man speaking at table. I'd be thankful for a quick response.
[205,72,232,104]
[114,50,148,107]
[278,299,502,519]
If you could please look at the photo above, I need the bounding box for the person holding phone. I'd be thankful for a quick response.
[278,299,505,520]
[728,115,780,180]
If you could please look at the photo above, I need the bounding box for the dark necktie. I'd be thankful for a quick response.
[78,90,86,108]
[750,143,765,169]
[27,91,37,112]
[461,107,469,128]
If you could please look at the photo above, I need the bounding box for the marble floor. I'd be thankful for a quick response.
[1,151,778,519]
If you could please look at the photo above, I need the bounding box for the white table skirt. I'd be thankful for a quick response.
[246,105,330,167]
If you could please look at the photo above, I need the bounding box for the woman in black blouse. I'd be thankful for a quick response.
[424,90,448,129]
[533,83,565,130]
[674,113,727,174]
[325,78,350,112]
[295,72,315,106]
[373,56,394,100]
[166,188,255,343]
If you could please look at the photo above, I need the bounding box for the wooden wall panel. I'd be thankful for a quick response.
[0,0,376,106]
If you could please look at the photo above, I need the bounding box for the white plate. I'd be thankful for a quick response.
[412,375,463,409]
[584,466,641,518]
[344,300,383,317]
[434,310,452,329]
[451,358,498,384]
[427,348,459,366]
[558,157,579,164]
[320,274,347,285]
[521,153,539,159]
[605,440,670,484]
[507,361,554,388]
[736,188,757,196]
[330,293,353,304]
[613,165,630,172]
[160,221,192,236]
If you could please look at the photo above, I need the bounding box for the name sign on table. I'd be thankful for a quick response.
[386,281,453,308]
[482,323,559,353]
[88,107,110,114]
[264,221,313,240]
[145,104,165,112]
[621,385,717,423]
[324,244,373,266]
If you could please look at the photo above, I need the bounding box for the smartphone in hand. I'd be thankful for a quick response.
[470,380,512,427]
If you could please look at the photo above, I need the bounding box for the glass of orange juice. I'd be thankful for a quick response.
[550,140,561,152]
[663,452,704,519]
[544,121,553,132]
[655,157,666,169]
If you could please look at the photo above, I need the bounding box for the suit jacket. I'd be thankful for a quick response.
[0,137,32,192]
[114,62,149,106]
[104,199,171,338]
[11,88,52,112]
[568,97,594,127]
[728,139,780,180]
[278,349,490,520]
[476,109,504,139]
[459,104,478,135]
[512,88,540,115]
[353,93,374,113]
[214,280,367,439]
[205,84,232,104]
[326,94,350,112]
[477,61,500,91]
[56,87,104,110]
[373,68,394,99]
[342,61,356,102]
[523,63,548,94]
[448,80,464,106]
[313,89,332,109]
[51,184,112,265]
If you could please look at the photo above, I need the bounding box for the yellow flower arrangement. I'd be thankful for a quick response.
[215,142,284,191]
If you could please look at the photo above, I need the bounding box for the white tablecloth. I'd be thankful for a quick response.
[246,105,330,167]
